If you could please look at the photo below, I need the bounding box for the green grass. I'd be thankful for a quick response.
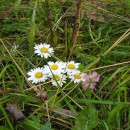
[0,0,130,130]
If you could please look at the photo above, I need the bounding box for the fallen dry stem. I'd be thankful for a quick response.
[84,28,130,71]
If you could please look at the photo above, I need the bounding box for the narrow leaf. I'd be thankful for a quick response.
[73,105,98,130]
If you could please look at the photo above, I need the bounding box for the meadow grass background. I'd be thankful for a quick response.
[0,0,130,130]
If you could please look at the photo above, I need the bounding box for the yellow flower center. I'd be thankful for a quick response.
[35,72,43,78]
[53,75,60,81]
[74,73,81,79]
[68,64,75,69]
[40,47,48,53]
[51,64,58,70]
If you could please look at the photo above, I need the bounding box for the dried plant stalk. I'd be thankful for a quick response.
[70,0,83,46]
[45,0,54,46]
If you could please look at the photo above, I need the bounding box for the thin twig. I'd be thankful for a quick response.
[45,0,54,46]
[84,28,130,71]
[86,60,130,72]
[45,100,50,121]
[0,38,32,87]
[70,0,83,46]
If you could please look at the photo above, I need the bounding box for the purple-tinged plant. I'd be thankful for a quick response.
[82,72,100,90]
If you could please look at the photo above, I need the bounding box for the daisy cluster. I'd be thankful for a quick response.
[27,43,100,89]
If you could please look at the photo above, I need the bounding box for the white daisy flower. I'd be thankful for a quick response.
[51,73,66,87]
[27,67,48,84]
[68,70,84,83]
[34,43,54,58]
[44,61,66,76]
[65,61,80,73]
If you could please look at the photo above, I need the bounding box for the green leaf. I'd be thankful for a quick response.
[28,1,37,52]
[0,126,9,130]
[78,63,86,72]
[22,119,53,130]
[73,105,98,130]
[0,65,10,79]
[0,104,14,130]
[40,121,52,130]
[22,119,44,130]
[107,104,125,124]
[53,34,58,45]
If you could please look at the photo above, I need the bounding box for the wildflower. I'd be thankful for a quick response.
[68,70,84,83]
[33,85,47,99]
[34,43,54,58]
[66,61,80,73]
[36,92,47,99]
[51,73,66,87]
[27,67,48,84]
[82,72,100,90]
[41,92,47,99]
[33,85,43,92]
[33,86,38,92]
[11,43,19,54]
[44,61,66,75]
